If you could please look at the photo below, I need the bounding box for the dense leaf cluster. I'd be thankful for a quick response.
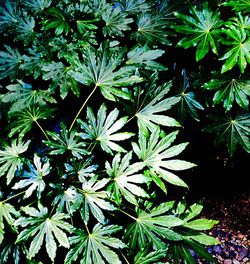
[0,0,248,263]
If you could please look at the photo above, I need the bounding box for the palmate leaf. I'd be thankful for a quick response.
[2,80,56,114]
[135,79,181,134]
[219,27,250,73]
[174,69,204,122]
[44,123,89,158]
[106,151,148,205]
[134,248,166,264]
[12,154,50,199]
[78,104,134,154]
[223,0,250,13]
[0,239,27,264]
[42,61,80,99]
[102,5,133,37]
[8,106,54,139]
[42,7,70,35]
[0,45,21,80]
[0,0,17,32]
[203,75,250,111]
[23,0,52,14]
[15,204,72,262]
[126,45,166,71]
[78,175,115,224]
[132,127,196,188]
[0,140,30,184]
[120,0,152,14]
[0,202,20,244]
[14,12,35,45]
[124,202,183,252]
[69,44,143,101]
[174,2,223,61]
[52,186,82,215]
[203,112,250,155]
[133,13,172,45]
[65,224,126,264]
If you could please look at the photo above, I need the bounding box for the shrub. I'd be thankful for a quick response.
[0,0,239,263]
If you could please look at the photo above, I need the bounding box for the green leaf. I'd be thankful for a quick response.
[121,0,152,14]
[135,80,181,134]
[220,27,250,73]
[203,112,250,155]
[134,248,166,264]
[125,202,183,252]
[2,80,56,114]
[44,123,89,158]
[65,224,126,264]
[78,175,115,224]
[8,106,54,139]
[12,154,50,199]
[222,0,250,13]
[78,104,134,154]
[132,127,196,188]
[0,140,30,184]
[15,204,72,262]
[183,219,219,230]
[182,203,204,222]
[106,151,148,205]
[0,202,20,244]
[174,69,204,122]
[43,7,70,35]
[42,61,80,99]
[126,45,166,70]
[69,44,143,101]
[204,76,250,111]
[23,0,52,14]
[52,186,82,215]
[102,5,133,37]
[0,45,21,79]
[134,13,172,45]
[174,2,223,61]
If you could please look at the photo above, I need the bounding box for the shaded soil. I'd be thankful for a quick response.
[201,192,250,264]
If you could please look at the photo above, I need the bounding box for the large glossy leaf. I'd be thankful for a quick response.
[0,140,30,184]
[2,80,56,114]
[133,13,172,45]
[69,44,143,101]
[174,69,204,122]
[223,0,250,13]
[121,0,152,14]
[65,224,126,264]
[203,112,250,155]
[42,61,80,99]
[220,27,250,73]
[0,45,21,79]
[135,79,181,134]
[132,127,196,188]
[126,45,166,70]
[106,151,148,205]
[134,248,166,264]
[203,75,250,111]
[78,175,115,224]
[44,124,89,158]
[12,154,50,199]
[23,0,52,14]
[15,204,72,261]
[102,5,133,37]
[125,202,183,252]
[78,104,134,154]
[0,202,20,244]
[174,2,223,61]
[8,106,54,139]
[0,0,17,31]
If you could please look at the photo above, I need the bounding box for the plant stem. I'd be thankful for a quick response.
[119,249,130,264]
[1,190,26,203]
[69,84,98,131]
[85,222,91,235]
[34,119,49,140]
[117,208,137,221]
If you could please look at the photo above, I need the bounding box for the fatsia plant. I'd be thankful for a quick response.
[0,0,221,263]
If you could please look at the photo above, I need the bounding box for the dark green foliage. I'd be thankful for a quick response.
[1,0,248,263]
